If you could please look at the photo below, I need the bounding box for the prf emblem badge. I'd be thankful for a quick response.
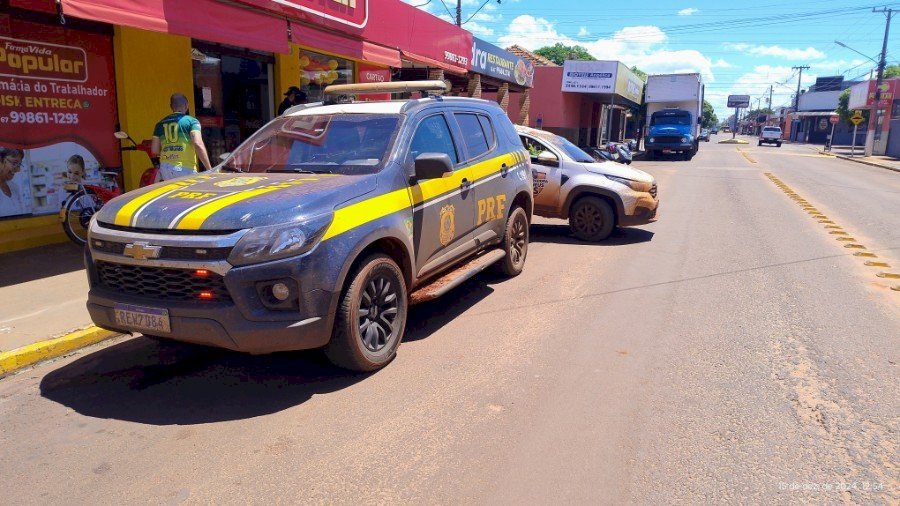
[439,204,455,246]
[214,176,266,187]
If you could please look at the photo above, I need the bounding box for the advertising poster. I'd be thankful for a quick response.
[356,63,391,101]
[0,16,119,219]
[471,38,534,88]
[561,60,618,93]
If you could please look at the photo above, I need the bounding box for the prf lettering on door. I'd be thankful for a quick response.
[477,194,506,225]
[333,0,357,6]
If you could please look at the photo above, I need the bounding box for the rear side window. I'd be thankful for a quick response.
[477,115,496,147]
[455,113,491,160]
[409,114,458,164]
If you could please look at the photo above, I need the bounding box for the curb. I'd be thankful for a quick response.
[718,139,749,144]
[819,151,900,173]
[0,326,119,377]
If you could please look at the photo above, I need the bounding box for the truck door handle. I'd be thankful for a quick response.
[500,164,509,177]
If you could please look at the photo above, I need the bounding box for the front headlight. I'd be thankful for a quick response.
[229,213,333,266]
[648,137,655,143]
[681,136,689,143]
[606,175,650,192]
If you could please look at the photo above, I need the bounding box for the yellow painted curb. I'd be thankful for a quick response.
[719,139,749,144]
[0,326,118,376]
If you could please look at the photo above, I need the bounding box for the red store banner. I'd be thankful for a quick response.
[356,63,391,101]
[0,15,119,219]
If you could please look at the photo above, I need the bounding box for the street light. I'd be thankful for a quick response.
[834,40,880,65]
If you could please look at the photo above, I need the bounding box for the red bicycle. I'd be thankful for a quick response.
[60,131,158,245]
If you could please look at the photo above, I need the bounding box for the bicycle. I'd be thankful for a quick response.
[60,131,158,245]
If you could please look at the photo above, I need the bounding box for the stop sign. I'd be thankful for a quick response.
[829,115,839,124]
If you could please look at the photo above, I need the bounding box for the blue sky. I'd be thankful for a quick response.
[403,0,897,118]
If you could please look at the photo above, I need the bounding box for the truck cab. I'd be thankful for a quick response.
[645,108,698,160]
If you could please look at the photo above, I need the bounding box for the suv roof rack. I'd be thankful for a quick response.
[323,80,448,96]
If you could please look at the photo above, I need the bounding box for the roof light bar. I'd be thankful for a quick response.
[323,80,449,96]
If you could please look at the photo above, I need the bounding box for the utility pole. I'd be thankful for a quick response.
[456,0,462,26]
[792,65,810,110]
[865,7,893,157]
[768,85,773,126]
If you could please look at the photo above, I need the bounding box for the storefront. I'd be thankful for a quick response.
[0,0,473,253]
[848,78,898,155]
[469,38,534,124]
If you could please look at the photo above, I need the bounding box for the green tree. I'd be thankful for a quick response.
[835,88,869,126]
[534,43,595,65]
[630,66,648,82]
[701,100,718,129]
[884,64,900,79]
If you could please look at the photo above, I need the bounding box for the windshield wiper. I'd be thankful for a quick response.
[265,168,334,174]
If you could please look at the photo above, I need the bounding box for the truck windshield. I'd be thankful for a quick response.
[222,114,401,175]
[651,112,691,126]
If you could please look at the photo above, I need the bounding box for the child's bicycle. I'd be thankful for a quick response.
[60,131,159,246]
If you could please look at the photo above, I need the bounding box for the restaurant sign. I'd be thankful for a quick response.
[471,38,533,87]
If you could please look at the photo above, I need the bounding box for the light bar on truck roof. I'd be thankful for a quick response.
[323,80,448,96]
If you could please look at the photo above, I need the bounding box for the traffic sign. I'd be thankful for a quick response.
[829,115,839,124]
[850,112,864,126]
[727,95,750,108]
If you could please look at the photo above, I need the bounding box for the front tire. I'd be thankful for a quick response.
[569,196,615,242]
[325,254,408,372]
[495,206,529,277]
[776,142,782,147]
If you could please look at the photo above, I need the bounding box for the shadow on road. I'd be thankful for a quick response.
[530,224,654,246]
[0,242,85,288]
[39,277,495,425]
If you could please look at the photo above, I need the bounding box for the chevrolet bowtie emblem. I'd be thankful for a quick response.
[123,241,162,260]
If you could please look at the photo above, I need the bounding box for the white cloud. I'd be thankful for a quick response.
[678,8,699,16]
[498,18,717,83]
[578,26,590,37]
[725,43,826,60]
[712,59,733,68]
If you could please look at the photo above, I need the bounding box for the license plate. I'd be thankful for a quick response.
[114,303,171,334]
[662,149,673,154]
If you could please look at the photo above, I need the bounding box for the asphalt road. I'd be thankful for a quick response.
[1,138,897,504]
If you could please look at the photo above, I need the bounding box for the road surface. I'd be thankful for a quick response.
[1,138,897,504]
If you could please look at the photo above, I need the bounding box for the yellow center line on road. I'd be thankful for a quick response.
[763,172,898,292]
[736,147,757,164]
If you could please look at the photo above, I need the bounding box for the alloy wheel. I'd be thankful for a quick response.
[357,275,399,352]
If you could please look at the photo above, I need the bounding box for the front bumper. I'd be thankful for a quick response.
[84,231,337,354]
[619,192,659,226]
[646,142,692,151]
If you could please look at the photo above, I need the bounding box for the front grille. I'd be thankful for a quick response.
[91,240,231,261]
[653,135,684,144]
[96,261,231,302]
[649,183,658,199]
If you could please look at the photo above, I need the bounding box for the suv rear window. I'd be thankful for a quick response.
[763,127,781,132]
[455,113,492,160]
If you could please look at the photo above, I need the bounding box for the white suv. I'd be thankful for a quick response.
[759,126,782,147]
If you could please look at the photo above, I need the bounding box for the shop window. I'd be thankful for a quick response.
[300,51,354,103]
[192,44,273,163]
[455,113,490,159]
[409,115,458,164]
[892,100,900,119]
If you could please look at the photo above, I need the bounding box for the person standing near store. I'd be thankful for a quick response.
[151,93,212,181]
[0,148,27,218]
[278,86,307,115]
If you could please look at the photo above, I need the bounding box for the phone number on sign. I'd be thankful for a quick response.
[2,111,80,125]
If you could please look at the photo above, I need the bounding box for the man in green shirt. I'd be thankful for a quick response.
[151,93,212,181]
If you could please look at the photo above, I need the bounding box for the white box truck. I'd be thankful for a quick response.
[644,73,704,160]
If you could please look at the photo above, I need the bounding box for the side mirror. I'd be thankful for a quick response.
[414,153,454,180]
[536,150,559,167]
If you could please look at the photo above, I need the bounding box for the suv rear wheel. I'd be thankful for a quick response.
[326,254,407,371]
[494,206,529,276]
[569,196,615,241]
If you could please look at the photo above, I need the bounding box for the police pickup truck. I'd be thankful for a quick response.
[85,82,533,371]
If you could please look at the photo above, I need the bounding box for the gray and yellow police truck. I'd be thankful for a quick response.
[85,81,533,371]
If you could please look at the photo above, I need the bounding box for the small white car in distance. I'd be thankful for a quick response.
[759,126,782,147]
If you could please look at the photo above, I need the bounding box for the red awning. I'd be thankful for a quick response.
[295,24,399,68]
[401,50,468,76]
[59,0,289,54]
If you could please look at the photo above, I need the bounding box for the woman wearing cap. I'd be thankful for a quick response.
[278,86,307,115]
[0,147,27,217]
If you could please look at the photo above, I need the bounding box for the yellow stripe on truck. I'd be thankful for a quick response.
[113,181,191,227]
[322,152,519,242]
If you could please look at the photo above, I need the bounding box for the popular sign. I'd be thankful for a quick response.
[561,60,618,93]
[727,95,750,108]
[0,36,88,82]
[471,38,534,87]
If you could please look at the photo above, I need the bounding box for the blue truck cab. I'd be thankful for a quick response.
[645,108,698,161]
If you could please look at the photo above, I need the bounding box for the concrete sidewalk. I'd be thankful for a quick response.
[819,146,900,172]
[0,242,117,374]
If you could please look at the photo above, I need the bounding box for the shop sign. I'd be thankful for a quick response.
[356,63,391,101]
[727,95,750,108]
[614,63,643,104]
[561,60,618,93]
[236,0,369,29]
[0,20,118,219]
[471,38,533,87]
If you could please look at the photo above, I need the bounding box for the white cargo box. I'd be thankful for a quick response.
[646,73,702,103]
